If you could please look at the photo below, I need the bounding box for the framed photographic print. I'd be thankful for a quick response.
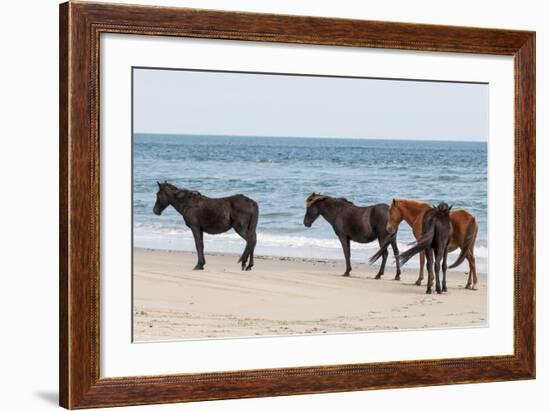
[59,1,535,409]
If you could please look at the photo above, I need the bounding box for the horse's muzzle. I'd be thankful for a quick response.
[153,206,162,216]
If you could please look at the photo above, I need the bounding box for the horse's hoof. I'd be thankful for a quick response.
[342,273,350,277]
[426,289,432,294]
[465,283,472,289]
[436,289,442,295]
[394,275,401,281]
[415,280,422,286]
[193,265,204,271]
[375,274,382,280]
[245,266,253,271]
[442,287,448,292]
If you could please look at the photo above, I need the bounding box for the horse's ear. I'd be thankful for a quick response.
[392,199,396,206]
[307,194,327,207]
[157,181,161,188]
[448,204,454,211]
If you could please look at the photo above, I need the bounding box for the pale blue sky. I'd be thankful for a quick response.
[133,68,488,141]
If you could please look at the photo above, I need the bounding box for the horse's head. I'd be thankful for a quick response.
[154,182,200,215]
[434,202,452,216]
[303,193,327,227]
[386,199,404,234]
[153,181,172,215]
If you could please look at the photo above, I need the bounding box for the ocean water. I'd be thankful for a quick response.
[133,134,488,272]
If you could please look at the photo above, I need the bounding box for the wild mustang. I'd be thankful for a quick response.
[153,182,259,271]
[303,193,401,279]
[397,203,455,294]
[371,199,478,290]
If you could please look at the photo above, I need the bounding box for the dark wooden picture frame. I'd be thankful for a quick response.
[59,1,535,408]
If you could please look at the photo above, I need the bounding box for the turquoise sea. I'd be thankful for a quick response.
[133,134,487,272]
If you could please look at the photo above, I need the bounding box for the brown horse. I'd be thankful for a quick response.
[303,193,401,279]
[153,182,259,271]
[379,199,478,289]
[399,203,454,294]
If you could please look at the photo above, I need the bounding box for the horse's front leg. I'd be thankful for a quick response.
[191,226,205,270]
[412,217,424,285]
[390,239,401,281]
[338,235,352,276]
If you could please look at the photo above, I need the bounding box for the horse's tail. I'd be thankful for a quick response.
[238,202,259,264]
[369,233,395,264]
[449,217,477,269]
[399,224,435,266]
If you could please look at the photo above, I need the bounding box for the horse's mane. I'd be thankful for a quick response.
[161,182,201,196]
[161,182,179,191]
[396,198,430,207]
[396,199,462,213]
[306,193,354,207]
[334,197,354,205]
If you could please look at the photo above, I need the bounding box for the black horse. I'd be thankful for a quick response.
[397,202,457,294]
[303,193,401,279]
[153,182,259,271]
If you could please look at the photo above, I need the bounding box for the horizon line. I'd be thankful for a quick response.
[133,132,487,143]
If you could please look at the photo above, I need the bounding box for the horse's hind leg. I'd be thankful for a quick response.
[238,244,249,270]
[465,250,477,290]
[391,239,401,280]
[425,249,434,294]
[234,218,256,271]
[434,251,442,294]
[416,251,425,286]
[245,234,257,271]
[375,248,388,280]
[442,248,448,292]
[237,236,255,271]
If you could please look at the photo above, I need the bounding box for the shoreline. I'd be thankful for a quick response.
[133,247,487,342]
[132,245,486,275]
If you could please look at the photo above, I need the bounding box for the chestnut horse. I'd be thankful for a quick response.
[371,199,478,289]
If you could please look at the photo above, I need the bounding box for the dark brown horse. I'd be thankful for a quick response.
[372,199,478,289]
[153,182,259,271]
[398,203,455,294]
[303,193,401,279]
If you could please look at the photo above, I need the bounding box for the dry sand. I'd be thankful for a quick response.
[133,248,487,342]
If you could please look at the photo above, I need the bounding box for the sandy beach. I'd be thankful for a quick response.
[133,248,487,342]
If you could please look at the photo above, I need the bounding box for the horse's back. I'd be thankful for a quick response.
[228,194,258,211]
[450,209,476,226]
[449,209,477,249]
[342,203,389,242]
[367,203,390,224]
[214,195,258,225]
